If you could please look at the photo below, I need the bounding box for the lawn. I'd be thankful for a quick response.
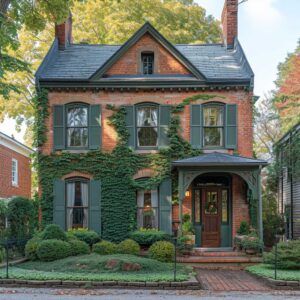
[247,264,300,281]
[0,254,191,282]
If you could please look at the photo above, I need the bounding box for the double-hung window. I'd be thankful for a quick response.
[141,52,154,75]
[12,159,18,186]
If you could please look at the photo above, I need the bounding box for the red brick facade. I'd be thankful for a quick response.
[0,143,32,199]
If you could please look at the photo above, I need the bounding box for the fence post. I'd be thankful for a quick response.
[5,239,9,279]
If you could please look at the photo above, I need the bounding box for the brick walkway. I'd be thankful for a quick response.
[196,269,270,291]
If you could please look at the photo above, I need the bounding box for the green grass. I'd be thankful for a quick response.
[0,254,191,282]
[247,264,300,281]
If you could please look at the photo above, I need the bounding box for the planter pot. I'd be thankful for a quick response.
[245,248,257,255]
[185,234,195,246]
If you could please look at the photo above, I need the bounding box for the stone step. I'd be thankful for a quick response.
[192,251,245,257]
[177,256,262,264]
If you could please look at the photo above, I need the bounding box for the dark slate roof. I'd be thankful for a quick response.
[172,152,268,167]
[37,42,253,82]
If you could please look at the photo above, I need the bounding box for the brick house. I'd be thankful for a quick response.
[0,132,33,199]
[36,0,267,247]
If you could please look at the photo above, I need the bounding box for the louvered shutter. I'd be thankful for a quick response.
[53,105,65,150]
[89,180,101,234]
[225,104,238,149]
[190,104,202,148]
[158,105,171,147]
[159,178,172,234]
[53,179,66,230]
[124,106,135,148]
[89,105,101,150]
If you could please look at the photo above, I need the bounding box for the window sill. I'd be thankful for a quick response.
[135,149,159,154]
[60,149,90,154]
[202,149,230,154]
[11,183,19,188]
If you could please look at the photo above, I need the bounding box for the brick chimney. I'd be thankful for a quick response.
[221,0,238,48]
[55,13,72,50]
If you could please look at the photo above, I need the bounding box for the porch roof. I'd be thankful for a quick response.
[172,152,268,167]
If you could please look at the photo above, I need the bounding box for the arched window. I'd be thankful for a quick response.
[66,103,89,148]
[66,178,89,229]
[141,52,154,75]
[203,103,225,147]
[137,188,159,229]
[136,104,158,147]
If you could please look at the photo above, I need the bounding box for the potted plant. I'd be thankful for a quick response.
[182,214,195,246]
[241,235,263,255]
[234,220,250,251]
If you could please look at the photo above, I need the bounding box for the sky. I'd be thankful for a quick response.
[1,0,300,144]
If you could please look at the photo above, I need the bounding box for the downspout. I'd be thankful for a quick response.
[258,165,263,242]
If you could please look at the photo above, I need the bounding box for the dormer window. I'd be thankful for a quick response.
[141,52,154,75]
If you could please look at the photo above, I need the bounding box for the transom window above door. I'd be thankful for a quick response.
[203,105,224,147]
[136,105,158,147]
[67,104,88,148]
[141,52,154,75]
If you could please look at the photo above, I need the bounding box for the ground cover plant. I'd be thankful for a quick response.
[1,253,191,282]
[247,264,300,281]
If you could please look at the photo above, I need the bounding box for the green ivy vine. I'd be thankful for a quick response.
[34,90,220,242]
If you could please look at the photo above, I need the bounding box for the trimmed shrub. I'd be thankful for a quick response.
[129,229,172,247]
[93,241,117,255]
[41,224,67,241]
[237,221,250,235]
[67,228,100,246]
[25,237,42,261]
[0,247,4,263]
[263,240,300,269]
[37,239,71,261]
[118,239,140,255]
[68,239,90,256]
[148,241,174,262]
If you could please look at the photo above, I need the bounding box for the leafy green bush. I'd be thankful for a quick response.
[0,247,4,263]
[41,224,67,241]
[237,221,250,235]
[263,213,284,247]
[25,237,42,261]
[67,228,100,246]
[263,240,300,269]
[241,235,263,252]
[37,239,71,261]
[93,241,117,255]
[68,239,90,256]
[129,229,172,247]
[148,241,174,262]
[118,239,140,255]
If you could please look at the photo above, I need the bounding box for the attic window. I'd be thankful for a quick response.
[141,52,154,75]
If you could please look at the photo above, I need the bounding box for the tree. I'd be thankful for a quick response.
[0,0,221,146]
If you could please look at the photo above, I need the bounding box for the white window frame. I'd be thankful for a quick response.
[12,158,18,186]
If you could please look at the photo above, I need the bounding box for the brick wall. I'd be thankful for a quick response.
[0,145,31,199]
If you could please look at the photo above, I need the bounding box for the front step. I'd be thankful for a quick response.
[192,250,246,257]
[177,255,262,264]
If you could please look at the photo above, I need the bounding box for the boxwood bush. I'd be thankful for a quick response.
[263,240,300,269]
[25,236,42,261]
[118,239,140,255]
[148,241,174,262]
[67,228,100,246]
[37,239,71,261]
[68,239,90,256]
[93,241,117,255]
[129,229,172,247]
[41,224,67,241]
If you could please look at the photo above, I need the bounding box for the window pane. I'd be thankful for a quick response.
[142,53,154,75]
[194,189,201,223]
[67,107,88,126]
[137,127,158,147]
[222,190,228,223]
[203,106,223,126]
[204,128,223,147]
[137,107,158,127]
[67,128,88,147]
[205,191,218,215]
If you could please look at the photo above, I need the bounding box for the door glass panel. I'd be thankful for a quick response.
[205,191,218,215]
[194,189,201,223]
[222,189,228,223]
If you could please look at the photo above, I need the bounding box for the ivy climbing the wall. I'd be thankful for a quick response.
[34,90,219,242]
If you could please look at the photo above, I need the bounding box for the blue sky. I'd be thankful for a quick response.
[1,0,299,143]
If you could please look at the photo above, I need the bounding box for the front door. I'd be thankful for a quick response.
[201,188,221,247]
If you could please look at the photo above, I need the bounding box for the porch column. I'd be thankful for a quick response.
[178,169,184,235]
[257,166,263,242]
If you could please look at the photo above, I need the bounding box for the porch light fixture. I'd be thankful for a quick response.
[185,190,190,197]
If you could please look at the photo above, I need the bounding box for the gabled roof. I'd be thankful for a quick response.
[36,22,254,88]
[172,152,267,167]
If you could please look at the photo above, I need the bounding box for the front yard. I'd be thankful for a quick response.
[0,253,191,282]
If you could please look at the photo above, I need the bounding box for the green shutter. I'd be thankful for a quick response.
[53,179,66,230]
[225,104,238,149]
[158,105,171,148]
[190,104,202,148]
[53,105,65,150]
[89,105,101,150]
[159,178,172,234]
[89,180,101,234]
[124,105,135,148]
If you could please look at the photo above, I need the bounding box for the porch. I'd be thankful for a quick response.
[172,152,268,248]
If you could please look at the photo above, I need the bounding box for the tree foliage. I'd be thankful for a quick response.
[0,0,221,146]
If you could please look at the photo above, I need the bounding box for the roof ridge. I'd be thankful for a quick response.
[176,43,224,46]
